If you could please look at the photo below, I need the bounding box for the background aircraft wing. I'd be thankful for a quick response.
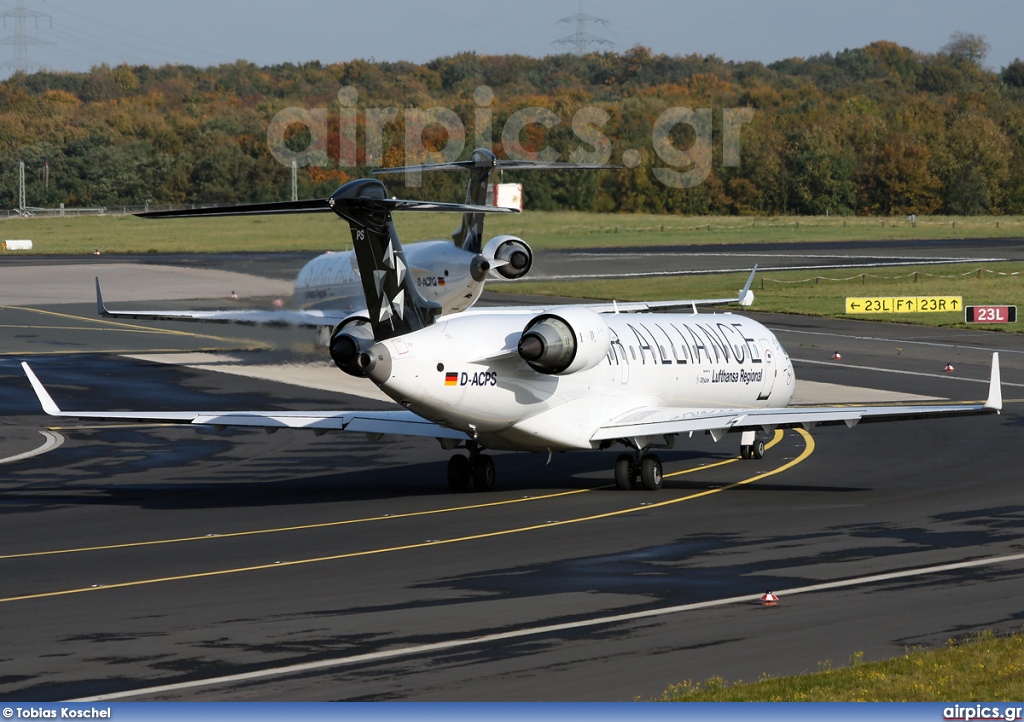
[591,354,1002,442]
[22,363,471,441]
[96,278,351,328]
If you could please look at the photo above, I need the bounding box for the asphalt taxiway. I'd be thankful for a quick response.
[1,247,1023,701]
[522,237,1024,281]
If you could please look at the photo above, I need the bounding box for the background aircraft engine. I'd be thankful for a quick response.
[517,307,611,375]
[329,316,374,377]
[482,235,533,279]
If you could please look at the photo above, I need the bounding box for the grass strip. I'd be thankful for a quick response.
[654,630,1024,701]
[502,262,1024,333]
[2,212,1024,255]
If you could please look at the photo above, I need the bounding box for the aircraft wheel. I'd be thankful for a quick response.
[751,439,765,460]
[614,454,637,490]
[447,454,471,493]
[740,445,752,459]
[640,454,663,491]
[472,454,496,492]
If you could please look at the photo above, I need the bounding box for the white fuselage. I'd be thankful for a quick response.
[369,310,795,452]
[293,241,487,316]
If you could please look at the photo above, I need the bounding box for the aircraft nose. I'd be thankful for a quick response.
[359,342,393,385]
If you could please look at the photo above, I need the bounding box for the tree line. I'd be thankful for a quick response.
[3,33,1024,215]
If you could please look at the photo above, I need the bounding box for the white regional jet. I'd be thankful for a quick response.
[24,177,1002,493]
[96,149,611,375]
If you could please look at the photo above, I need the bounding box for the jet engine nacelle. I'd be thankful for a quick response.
[517,307,611,375]
[330,316,374,377]
[482,235,533,280]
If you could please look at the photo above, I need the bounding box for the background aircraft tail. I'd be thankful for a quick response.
[373,148,618,254]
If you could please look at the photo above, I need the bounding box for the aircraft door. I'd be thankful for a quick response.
[608,331,629,384]
[610,342,626,385]
[757,339,776,401]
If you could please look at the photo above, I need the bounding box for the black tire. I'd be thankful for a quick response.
[472,454,496,492]
[447,454,471,493]
[740,445,751,459]
[614,454,635,490]
[640,454,663,491]
[751,439,765,460]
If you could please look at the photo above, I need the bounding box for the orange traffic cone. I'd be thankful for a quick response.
[761,590,779,606]
[832,351,842,360]
[945,363,954,372]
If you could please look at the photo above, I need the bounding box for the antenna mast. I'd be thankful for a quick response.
[0,0,53,75]
[553,1,614,55]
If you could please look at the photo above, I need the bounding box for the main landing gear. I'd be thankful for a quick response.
[447,444,495,493]
[739,440,765,459]
[614,453,662,491]
[614,431,767,491]
[739,430,765,460]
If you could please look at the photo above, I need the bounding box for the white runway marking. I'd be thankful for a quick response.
[520,257,1006,281]
[123,352,396,403]
[0,264,292,305]
[0,431,64,465]
[791,357,1024,388]
[774,328,1024,357]
[70,550,1024,702]
[566,251,998,261]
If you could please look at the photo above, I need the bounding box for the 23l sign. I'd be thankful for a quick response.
[965,305,1017,323]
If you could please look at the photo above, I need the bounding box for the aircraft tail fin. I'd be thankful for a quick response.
[327,177,516,340]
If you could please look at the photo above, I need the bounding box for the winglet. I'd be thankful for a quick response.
[985,352,1002,411]
[95,277,110,317]
[739,265,757,306]
[22,363,64,416]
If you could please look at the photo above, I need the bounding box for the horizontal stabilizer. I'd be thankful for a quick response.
[373,159,621,174]
[136,195,518,220]
[137,198,333,218]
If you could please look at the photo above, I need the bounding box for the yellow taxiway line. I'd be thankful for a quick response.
[0,487,596,560]
[0,305,270,347]
[0,429,812,604]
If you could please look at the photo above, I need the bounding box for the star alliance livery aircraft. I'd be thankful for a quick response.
[24,177,1002,493]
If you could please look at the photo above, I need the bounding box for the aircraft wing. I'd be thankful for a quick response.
[95,279,351,328]
[21,363,471,441]
[592,266,759,313]
[454,266,758,320]
[591,353,1002,442]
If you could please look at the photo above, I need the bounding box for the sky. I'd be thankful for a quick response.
[2,0,1023,79]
